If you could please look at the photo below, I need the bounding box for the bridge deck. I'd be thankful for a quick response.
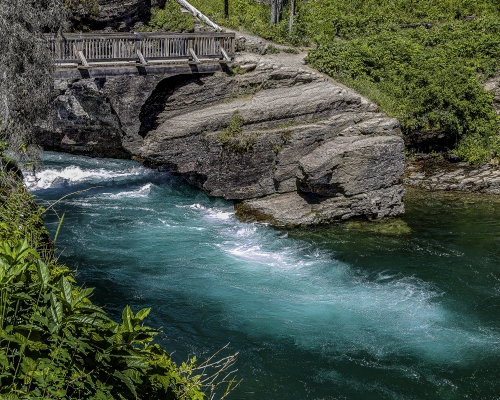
[46,32,235,74]
[52,62,226,79]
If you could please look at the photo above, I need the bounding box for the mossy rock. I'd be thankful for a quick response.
[234,202,279,225]
[344,218,411,235]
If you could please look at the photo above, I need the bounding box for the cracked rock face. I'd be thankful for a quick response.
[297,136,404,197]
[37,75,169,158]
[139,54,406,225]
[37,79,131,159]
[40,51,406,226]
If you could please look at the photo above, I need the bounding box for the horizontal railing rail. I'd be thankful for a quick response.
[45,32,235,66]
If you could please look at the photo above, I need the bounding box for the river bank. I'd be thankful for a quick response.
[30,151,500,399]
[404,154,500,194]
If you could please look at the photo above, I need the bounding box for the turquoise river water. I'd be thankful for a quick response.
[28,152,500,399]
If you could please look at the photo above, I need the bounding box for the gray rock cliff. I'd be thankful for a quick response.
[39,50,405,225]
[139,54,405,225]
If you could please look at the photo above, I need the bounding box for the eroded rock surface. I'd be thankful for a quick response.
[404,157,500,194]
[40,46,406,225]
[37,75,168,157]
[140,54,406,225]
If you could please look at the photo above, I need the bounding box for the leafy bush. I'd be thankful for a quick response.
[306,19,500,163]
[219,110,243,143]
[189,0,308,45]
[0,170,49,252]
[147,0,193,32]
[266,44,280,54]
[218,111,255,152]
[0,157,239,399]
[0,240,209,399]
[190,0,500,163]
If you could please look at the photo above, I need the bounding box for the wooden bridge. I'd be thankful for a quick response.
[46,32,235,78]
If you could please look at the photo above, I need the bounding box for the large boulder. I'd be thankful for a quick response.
[297,135,404,197]
[37,79,130,159]
[139,55,406,225]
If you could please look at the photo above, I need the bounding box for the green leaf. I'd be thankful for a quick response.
[72,287,94,307]
[113,370,137,397]
[53,212,65,244]
[13,240,31,261]
[59,276,73,306]
[122,305,134,332]
[14,324,44,332]
[14,332,29,345]
[49,292,63,325]
[135,307,151,322]
[36,259,49,288]
[33,314,49,328]
[11,292,33,301]
[6,261,28,280]
[67,314,106,328]
[125,358,149,369]
[75,303,106,315]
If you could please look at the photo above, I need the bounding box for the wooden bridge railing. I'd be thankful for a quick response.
[45,32,235,67]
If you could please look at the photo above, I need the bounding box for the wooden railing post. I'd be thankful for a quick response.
[56,38,62,62]
[46,32,235,65]
[135,33,141,54]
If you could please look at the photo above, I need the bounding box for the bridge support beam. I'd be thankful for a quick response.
[77,51,89,68]
[189,48,201,64]
[136,50,148,66]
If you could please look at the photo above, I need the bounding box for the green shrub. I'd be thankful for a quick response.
[147,0,193,32]
[282,47,299,54]
[0,240,209,399]
[266,44,280,54]
[189,0,308,45]
[219,110,244,143]
[0,170,49,251]
[190,0,500,164]
[218,111,255,152]
[306,21,500,163]
[0,158,239,399]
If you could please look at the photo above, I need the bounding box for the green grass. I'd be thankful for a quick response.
[189,0,500,164]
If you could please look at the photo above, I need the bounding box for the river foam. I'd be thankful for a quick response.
[31,152,500,399]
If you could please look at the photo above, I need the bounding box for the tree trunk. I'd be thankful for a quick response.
[289,0,295,34]
[174,0,223,31]
[270,0,277,24]
[224,0,229,18]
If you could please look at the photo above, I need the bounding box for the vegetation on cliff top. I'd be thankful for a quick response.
[146,0,194,32]
[190,0,500,164]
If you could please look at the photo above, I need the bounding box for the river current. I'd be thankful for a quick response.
[28,152,500,399]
